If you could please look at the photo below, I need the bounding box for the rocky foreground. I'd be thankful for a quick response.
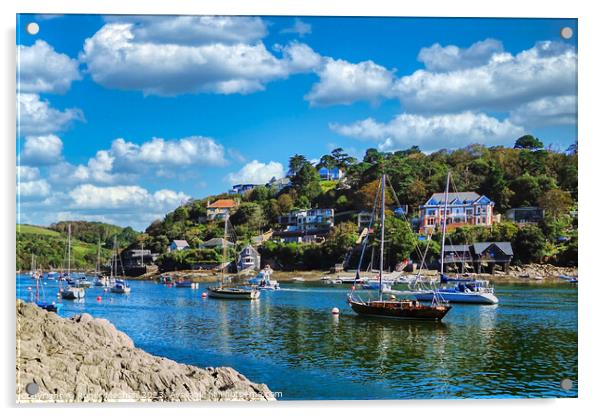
[16,300,275,403]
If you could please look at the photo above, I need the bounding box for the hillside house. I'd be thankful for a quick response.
[206,199,238,221]
[441,242,514,274]
[229,184,260,195]
[318,167,344,181]
[268,177,291,193]
[506,207,544,224]
[168,240,190,252]
[237,245,261,272]
[200,238,234,249]
[274,208,335,243]
[419,192,495,233]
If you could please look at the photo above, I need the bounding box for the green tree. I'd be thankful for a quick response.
[288,154,309,176]
[538,189,573,219]
[514,135,544,150]
[513,225,546,263]
[230,202,265,233]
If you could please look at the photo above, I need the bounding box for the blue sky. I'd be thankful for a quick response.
[16,15,577,230]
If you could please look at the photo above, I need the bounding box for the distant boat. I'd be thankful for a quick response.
[109,237,131,294]
[30,255,63,312]
[207,214,260,300]
[348,173,451,321]
[559,275,578,284]
[61,286,85,300]
[248,265,280,290]
[111,279,131,294]
[175,279,193,288]
[45,271,59,280]
[62,224,85,300]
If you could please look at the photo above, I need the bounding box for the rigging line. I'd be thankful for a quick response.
[384,174,425,264]
[353,175,382,285]
[445,171,473,273]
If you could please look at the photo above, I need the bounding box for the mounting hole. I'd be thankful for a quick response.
[560,378,573,391]
[25,382,39,396]
[26,22,40,35]
[560,27,573,40]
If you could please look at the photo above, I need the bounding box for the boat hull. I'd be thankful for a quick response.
[61,287,85,299]
[349,299,451,321]
[207,287,260,299]
[414,291,499,305]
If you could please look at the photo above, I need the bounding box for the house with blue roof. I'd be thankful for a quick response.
[318,166,344,181]
[418,191,495,233]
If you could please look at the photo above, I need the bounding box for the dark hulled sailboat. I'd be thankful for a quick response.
[347,173,451,321]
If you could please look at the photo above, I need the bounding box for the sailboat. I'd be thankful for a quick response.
[411,172,499,305]
[61,224,85,300]
[348,173,451,321]
[29,254,62,312]
[110,236,131,294]
[207,214,260,300]
[93,238,109,287]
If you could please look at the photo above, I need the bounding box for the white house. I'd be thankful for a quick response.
[168,240,190,252]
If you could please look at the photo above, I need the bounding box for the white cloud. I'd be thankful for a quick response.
[80,18,316,96]
[17,39,81,94]
[278,42,322,73]
[110,136,227,169]
[17,165,40,182]
[226,160,285,185]
[19,135,63,165]
[18,93,84,136]
[417,38,504,72]
[305,57,395,106]
[280,18,312,37]
[509,95,577,127]
[107,15,267,45]
[330,111,525,152]
[19,184,190,230]
[69,184,189,211]
[395,40,577,113]
[18,179,51,198]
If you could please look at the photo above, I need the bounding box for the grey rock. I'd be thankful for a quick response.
[16,300,275,402]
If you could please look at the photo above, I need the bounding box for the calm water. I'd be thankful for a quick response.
[16,274,578,400]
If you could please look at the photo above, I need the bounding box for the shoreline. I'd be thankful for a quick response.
[17,264,577,284]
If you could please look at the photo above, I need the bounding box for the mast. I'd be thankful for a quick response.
[34,254,39,301]
[221,215,229,288]
[141,241,145,268]
[67,224,71,277]
[439,172,451,275]
[96,238,101,274]
[379,173,386,301]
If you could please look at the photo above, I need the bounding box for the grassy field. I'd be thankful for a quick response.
[16,224,110,270]
[17,224,62,237]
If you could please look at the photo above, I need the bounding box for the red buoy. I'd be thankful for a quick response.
[201,292,208,298]
[96,296,102,302]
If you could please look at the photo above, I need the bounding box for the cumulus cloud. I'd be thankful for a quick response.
[110,136,227,170]
[19,184,190,230]
[417,38,504,72]
[395,40,577,113]
[80,17,317,96]
[280,18,312,37]
[226,160,285,185]
[17,165,40,182]
[17,39,81,94]
[305,58,395,106]
[18,179,51,199]
[106,15,267,46]
[19,135,63,165]
[330,111,524,152]
[509,95,577,127]
[18,93,84,136]
[69,184,189,211]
